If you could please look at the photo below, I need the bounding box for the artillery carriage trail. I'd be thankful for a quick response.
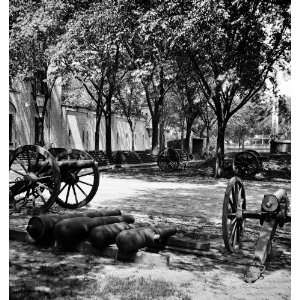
[9,145,290,285]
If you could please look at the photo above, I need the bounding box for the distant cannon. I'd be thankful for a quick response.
[157,148,190,171]
[9,145,100,214]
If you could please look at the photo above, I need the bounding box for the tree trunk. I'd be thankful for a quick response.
[105,113,112,158]
[159,119,165,151]
[205,125,210,153]
[215,122,226,178]
[151,117,159,154]
[95,110,102,151]
[180,118,185,150]
[184,119,193,153]
[130,126,135,151]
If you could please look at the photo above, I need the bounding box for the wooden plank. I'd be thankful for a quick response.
[165,235,210,251]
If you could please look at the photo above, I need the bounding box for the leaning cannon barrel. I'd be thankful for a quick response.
[54,215,135,250]
[26,209,122,245]
[89,222,134,249]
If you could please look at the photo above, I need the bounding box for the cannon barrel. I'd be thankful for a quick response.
[116,226,177,255]
[89,222,134,249]
[34,159,97,171]
[57,159,97,170]
[26,209,122,245]
[54,215,135,250]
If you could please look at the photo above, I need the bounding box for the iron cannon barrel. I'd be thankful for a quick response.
[26,209,122,245]
[89,222,134,249]
[33,159,97,172]
[57,159,97,170]
[116,226,177,255]
[54,215,135,250]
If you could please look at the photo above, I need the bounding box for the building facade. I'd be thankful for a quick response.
[9,79,151,151]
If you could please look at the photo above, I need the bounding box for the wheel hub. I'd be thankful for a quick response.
[64,172,79,185]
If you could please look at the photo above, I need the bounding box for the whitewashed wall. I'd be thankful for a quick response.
[9,79,151,151]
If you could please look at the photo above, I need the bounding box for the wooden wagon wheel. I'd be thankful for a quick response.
[233,151,261,178]
[9,145,61,214]
[55,149,99,209]
[245,150,262,167]
[157,148,180,171]
[222,176,246,252]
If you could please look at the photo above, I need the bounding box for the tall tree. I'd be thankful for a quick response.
[164,0,290,176]
[122,4,176,153]
[115,73,144,151]
[53,0,126,156]
[9,0,91,145]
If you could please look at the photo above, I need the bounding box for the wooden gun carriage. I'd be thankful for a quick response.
[222,176,290,282]
[157,148,190,171]
[9,145,100,214]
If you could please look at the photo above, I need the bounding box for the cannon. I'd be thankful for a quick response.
[9,145,100,214]
[222,176,290,282]
[157,148,190,171]
[54,214,135,250]
[116,226,177,259]
[89,222,134,249]
[26,209,122,245]
[232,150,262,178]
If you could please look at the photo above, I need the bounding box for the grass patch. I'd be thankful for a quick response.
[93,275,191,300]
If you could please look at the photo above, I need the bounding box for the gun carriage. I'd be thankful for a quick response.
[9,145,100,214]
[232,149,262,178]
[222,176,290,282]
[157,148,190,171]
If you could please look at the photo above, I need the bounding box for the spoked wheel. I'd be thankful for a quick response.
[9,145,61,214]
[233,151,261,178]
[245,150,262,167]
[157,148,180,171]
[55,149,99,209]
[222,176,246,252]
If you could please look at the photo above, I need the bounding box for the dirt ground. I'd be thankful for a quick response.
[9,160,291,300]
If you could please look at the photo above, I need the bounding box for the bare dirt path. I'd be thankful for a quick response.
[10,171,291,299]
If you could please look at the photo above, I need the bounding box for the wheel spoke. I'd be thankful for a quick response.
[72,185,79,204]
[75,183,88,197]
[58,183,68,194]
[229,219,237,244]
[37,182,53,193]
[37,175,53,181]
[78,180,93,187]
[10,168,26,177]
[35,187,46,204]
[15,158,28,173]
[65,185,71,204]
